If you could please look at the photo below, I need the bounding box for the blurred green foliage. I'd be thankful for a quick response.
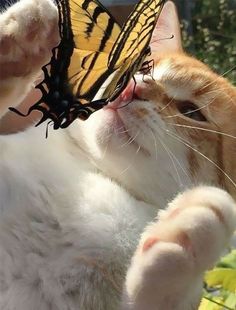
[199,250,236,310]
[180,0,236,84]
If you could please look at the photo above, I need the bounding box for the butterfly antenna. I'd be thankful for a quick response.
[139,59,155,81]
[45,121,54,138]
[151,34,174,45]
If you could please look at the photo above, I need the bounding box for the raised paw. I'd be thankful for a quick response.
[123,186,236,310]
[0,0,59,80]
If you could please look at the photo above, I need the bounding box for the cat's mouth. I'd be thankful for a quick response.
[105,80,136,110]
[107,73,151,107]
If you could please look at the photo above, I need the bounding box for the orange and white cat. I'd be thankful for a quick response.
[0,1,235,310]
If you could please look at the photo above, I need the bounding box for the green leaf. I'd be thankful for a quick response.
[205,268,236,293]
[217,250,236,269]
[199,296,225,310]
[224,292,236,309]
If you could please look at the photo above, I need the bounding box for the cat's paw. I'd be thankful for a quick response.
[0,0,59,80]
[0,0,59,114]
[123,186,236,310]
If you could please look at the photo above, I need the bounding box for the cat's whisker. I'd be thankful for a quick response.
[149,128,158,161]
[158,97,174,113]
[118,128,130,134]
[159,86,234,122]
[100,127,114,159]
[203,87,232,95]
[149,128,184,188]
[161,85,234,121]
[167,123,236,140]
[115,125,127,135]
[198,64,236,91]
[101,125,138,158]
[135,144,141,154]
[150,127,191,185]
[116,127,141,175]
[163,97,215,120]
[101,136,110,160]
[165,130,236,190]
[118,130,140,149]
[119,143,141,176]
[203,88,235,105]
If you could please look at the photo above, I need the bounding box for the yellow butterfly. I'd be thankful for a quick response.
[10,0,165,129]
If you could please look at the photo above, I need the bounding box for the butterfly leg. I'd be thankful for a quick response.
[140,59,155,82]
[149,59,155,81]
[122,186,236,310]
[35,84,48,99]
[131,75,137,99]
[41,65,51,83]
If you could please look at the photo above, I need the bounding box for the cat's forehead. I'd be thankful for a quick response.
[153,55,213,98]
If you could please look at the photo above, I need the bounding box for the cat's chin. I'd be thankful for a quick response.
[76,89,151,162]
[77,104,145,166]
[91,105,152,162]
[96,106,131,145]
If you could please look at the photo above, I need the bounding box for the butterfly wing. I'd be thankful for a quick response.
[59,0,165,122]
[9,0,121,130]
[100,0,165,101]
[109,0,165,69]
[67,0,121,104]
[68,0,165,104]
[9,0,165,131]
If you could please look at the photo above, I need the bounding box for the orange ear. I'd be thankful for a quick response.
[150,1,183,55]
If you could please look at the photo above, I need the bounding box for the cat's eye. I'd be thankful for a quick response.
[176,101,207,122]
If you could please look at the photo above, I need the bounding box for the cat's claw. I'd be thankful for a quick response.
[123,186,236,310]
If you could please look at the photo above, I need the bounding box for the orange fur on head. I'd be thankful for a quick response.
[133,1,236,199]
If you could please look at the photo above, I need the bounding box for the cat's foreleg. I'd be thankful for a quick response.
[0,0,59,119]
[122,186,236,310]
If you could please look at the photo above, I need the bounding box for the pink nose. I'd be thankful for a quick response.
[106,80,134,108]
[117,79,145,102]
[105,79,144,110]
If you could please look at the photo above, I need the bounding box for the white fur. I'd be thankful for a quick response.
[0,1,235,310]
[123,187,236,310]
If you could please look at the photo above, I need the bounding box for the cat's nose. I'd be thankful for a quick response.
[105,80,135,110]
[118,75,151,102]
[107,77,151,110]
[132,75,159,101]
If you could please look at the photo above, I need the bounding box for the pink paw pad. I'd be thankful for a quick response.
[142,237,160,252]
[167,207,183,220]
[176,231,193,253]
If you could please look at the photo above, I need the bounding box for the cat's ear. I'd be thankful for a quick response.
[151,1,183,55]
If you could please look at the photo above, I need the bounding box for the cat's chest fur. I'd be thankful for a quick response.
[1,0,236,309]
[0,124,156,309]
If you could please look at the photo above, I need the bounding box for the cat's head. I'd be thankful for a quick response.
[74,1,236,206]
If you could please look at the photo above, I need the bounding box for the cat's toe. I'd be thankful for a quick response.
[0,0,59,79]
[142,186,236,269]
[123,186,236,310]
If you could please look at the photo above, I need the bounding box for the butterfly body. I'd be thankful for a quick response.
[10,0,165,130]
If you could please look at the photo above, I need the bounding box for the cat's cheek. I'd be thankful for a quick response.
[77,108,128,159]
